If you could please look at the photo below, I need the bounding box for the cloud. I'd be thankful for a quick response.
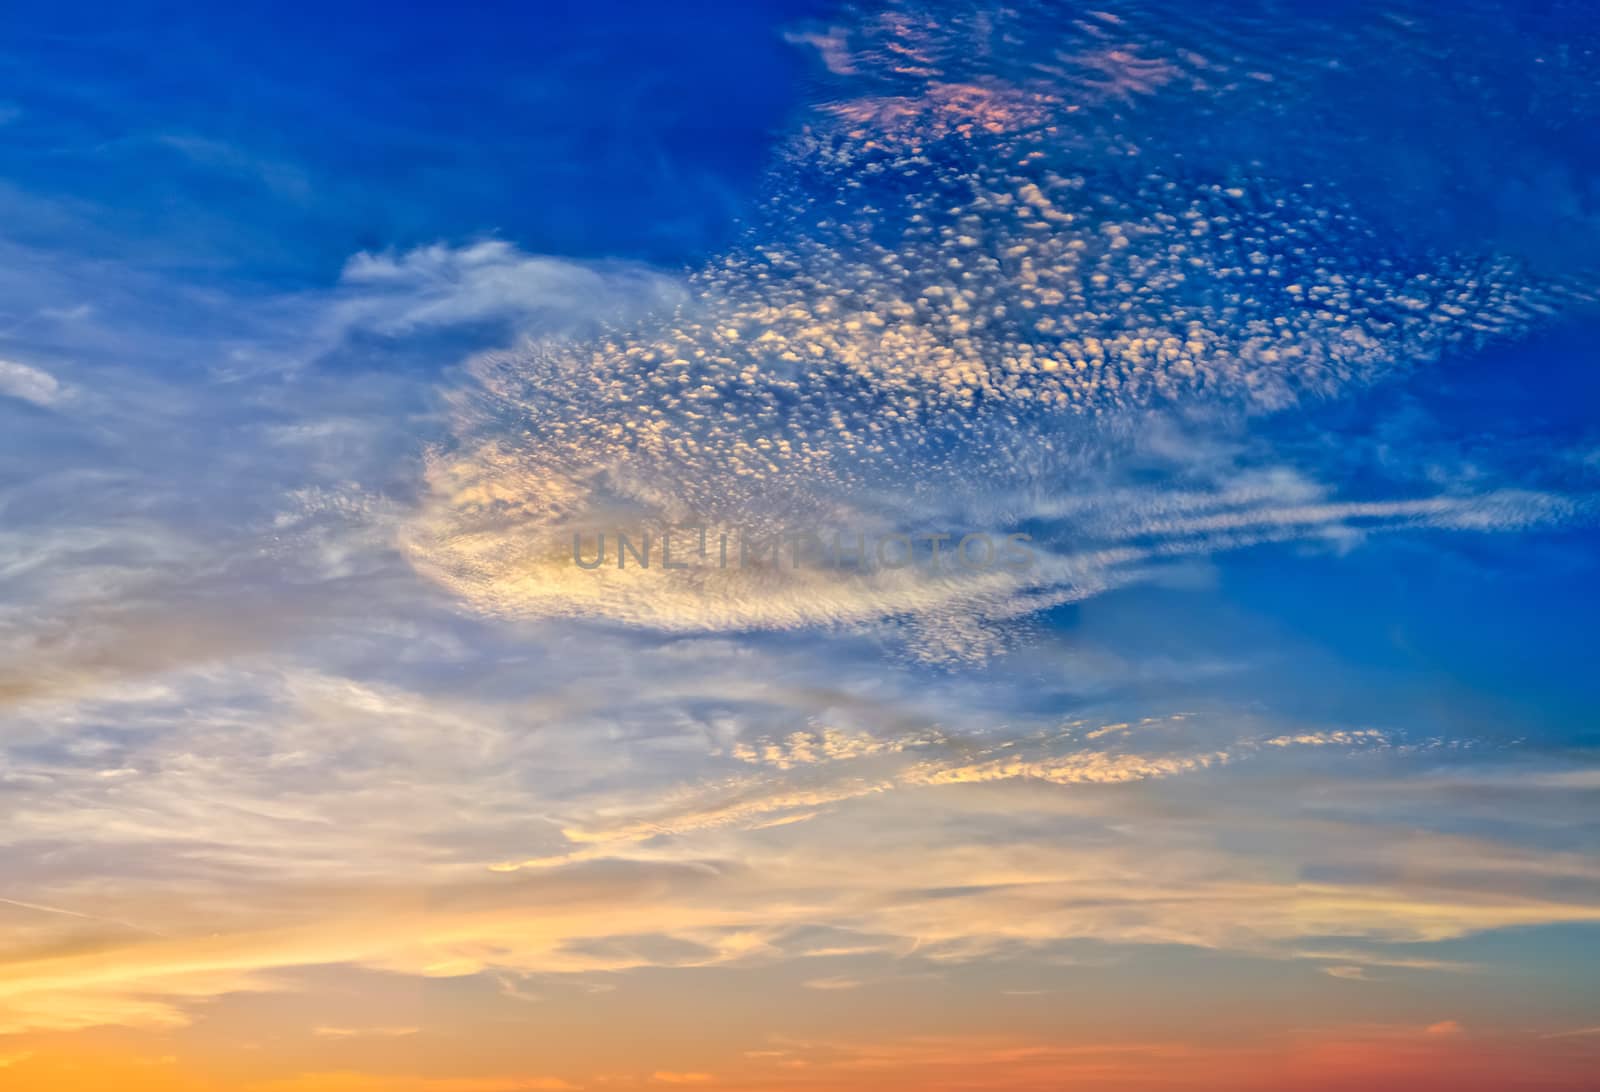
[312,1026,420,1040]
[802,977,863,991]
[395,38,1589,654]
[404,420,1581,655]
[1541,1026,1600,1040]
[0,359,64,406]
[2,650,1595,1038]
[1294,950,1477,976]
[249,1075,578,1092]
[326,241,682,341]
[492,716,1382,864]
[0,234,683,711]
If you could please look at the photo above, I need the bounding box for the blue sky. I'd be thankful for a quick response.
[1,2,1599,1089]
[1,0,824,281]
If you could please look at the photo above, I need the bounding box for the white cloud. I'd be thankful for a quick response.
[0,359,64,406]
[327,240,683,339]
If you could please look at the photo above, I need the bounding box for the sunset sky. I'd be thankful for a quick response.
[2,1,1599,1089]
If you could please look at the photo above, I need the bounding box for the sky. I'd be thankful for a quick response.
[2,1,1599,1090]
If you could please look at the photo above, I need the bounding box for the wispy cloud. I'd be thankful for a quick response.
[0,358,64,407]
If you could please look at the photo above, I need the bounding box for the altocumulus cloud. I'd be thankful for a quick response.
[401,0,1595,657]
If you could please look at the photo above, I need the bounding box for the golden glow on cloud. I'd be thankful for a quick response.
[401,31,1578,644]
